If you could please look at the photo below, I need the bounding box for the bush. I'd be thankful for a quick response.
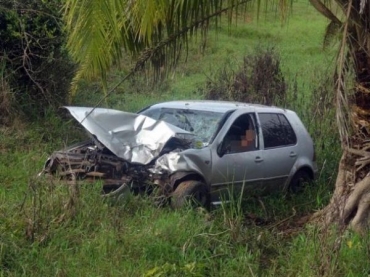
[0,0,75,119]
[201,47,287,105]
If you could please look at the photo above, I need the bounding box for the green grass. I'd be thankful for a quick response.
[2,0,369,276]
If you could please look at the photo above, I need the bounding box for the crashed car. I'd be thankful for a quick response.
[40,100,317,207]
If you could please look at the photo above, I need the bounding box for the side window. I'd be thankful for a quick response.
[223,113,258,153]
[259,113,297,148]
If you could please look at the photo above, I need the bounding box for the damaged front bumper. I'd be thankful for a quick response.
[40,140,172,199]
[39,107,196,200]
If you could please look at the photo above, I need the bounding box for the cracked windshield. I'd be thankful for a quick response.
[141,108,225,146]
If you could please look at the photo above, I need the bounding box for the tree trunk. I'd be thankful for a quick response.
[307,0,370,233]
[313,48,370,233]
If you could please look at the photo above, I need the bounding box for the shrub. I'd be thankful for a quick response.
[0,0,75,119]
[201,47,287,105]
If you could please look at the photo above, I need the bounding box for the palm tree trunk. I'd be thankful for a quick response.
[308,0,370,233]
[314,46,370,233]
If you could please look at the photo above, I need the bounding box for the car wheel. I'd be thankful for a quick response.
[171,180,210,209]
[288,170,312,193]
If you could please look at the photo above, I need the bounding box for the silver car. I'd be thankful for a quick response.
[41,100,317,208]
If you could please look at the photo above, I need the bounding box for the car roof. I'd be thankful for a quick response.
[142,100,278,113]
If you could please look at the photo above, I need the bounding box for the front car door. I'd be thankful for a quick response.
[210,111,264,202]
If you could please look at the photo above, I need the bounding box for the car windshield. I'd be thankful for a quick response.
[140,107,225,146]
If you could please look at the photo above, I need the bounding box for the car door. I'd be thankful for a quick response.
[210,111,264,202]
[258,113,298,192]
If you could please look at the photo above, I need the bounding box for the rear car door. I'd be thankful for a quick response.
[258,113,298,192]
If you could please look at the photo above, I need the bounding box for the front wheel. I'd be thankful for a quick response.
[171,180,210,209]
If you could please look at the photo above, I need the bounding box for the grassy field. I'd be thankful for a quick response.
[2,1,370,276]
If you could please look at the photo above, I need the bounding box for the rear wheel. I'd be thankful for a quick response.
[171,180,210,209]
[288,170,312,193]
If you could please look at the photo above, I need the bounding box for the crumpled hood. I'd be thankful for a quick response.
[65,106,194,165]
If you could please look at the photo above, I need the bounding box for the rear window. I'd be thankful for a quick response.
[259,113,297,148]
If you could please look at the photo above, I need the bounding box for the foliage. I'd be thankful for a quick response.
[63,0,252,93]
[200,47,287,105]
[0,0,74,118]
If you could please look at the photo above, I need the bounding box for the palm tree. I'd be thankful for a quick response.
[308,0,370,233]
[64,0,370,232]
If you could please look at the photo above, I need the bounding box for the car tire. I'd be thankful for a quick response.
[288,170,312,193]
[171,180,210,209]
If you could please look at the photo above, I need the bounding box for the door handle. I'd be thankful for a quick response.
[255,156,264,163]
[289,152,297,158]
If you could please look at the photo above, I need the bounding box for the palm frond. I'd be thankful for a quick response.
[63,0,259,94]
[64,0,128,92]
[309,0,342,24]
